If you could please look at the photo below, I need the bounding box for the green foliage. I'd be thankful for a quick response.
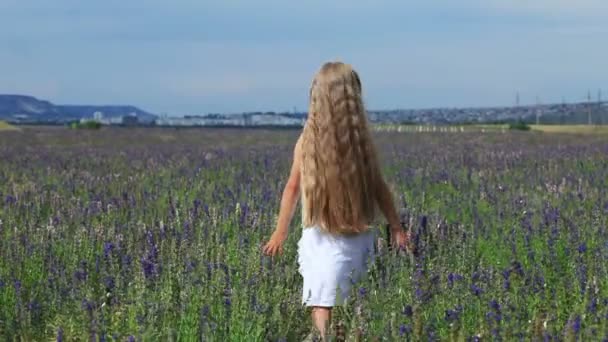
[69,120,102,130]
[0,120,19,131]
[509,120,531,131]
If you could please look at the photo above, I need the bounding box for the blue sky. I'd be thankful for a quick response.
[1,1,607,115]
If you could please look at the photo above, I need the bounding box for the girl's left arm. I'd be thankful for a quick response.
[263,137,302,256]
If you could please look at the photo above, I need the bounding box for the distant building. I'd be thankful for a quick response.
[93,111,104,121]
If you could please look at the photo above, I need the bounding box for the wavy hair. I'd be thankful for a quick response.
[300,61,382,235]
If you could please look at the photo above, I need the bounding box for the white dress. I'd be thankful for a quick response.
[297,225,376,307]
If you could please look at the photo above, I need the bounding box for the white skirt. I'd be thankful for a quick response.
[297,226,376,307]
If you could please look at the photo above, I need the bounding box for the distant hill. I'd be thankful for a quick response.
[1,94,606,127]
[0,95,157,123]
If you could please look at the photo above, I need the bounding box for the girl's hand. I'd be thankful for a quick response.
[391,229,410,251]
[263,231,287,256]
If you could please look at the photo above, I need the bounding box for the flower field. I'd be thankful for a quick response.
[1,127,607,341]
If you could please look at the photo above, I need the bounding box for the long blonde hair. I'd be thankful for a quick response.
[300,61,382,235]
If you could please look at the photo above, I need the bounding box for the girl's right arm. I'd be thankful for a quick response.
[376,179,401,233]
[376,178,409,249]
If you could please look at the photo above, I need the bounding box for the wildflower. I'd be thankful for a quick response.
[104,276,115,291]
[448,273,463,288]
[103,242,115,258]
[5,195,16,205]
[578,243,587,253]
[571,315,581,335]
[56,327,64,342]
[470,284,482,297]
[511,261,524,277]
[399,324,412,336]
[587,297,598,314]
[81,299,94,312]
[502,269,511,290]
[445,308,461,322]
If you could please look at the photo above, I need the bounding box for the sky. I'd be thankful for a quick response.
[1,0,607,116]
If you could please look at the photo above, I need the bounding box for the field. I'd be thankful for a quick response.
[0,121,19,132]
[375,124,608,135]
[530,125,608,135]
[1,127,608,341]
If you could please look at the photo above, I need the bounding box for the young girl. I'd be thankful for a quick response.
[263,61,409,340]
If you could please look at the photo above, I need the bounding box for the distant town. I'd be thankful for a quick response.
[1,94,607,127]
[57,100,608,127]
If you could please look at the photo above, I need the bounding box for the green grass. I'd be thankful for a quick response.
[530,124,608,134]
[374,123,608,135]
[0,121,19,131]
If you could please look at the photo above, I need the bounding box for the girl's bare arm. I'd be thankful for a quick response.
[273,139,302,237]
[376,178,402,233]
[263,137,302,255]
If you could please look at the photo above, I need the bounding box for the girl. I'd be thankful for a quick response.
[263,61,409,340]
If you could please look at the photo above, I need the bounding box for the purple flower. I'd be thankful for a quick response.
[56,327,64,342]
[448,273,463,287]
[571,315,581,335]
[502,269,511,290]
[103,242,115,258]
[578,243,587,253]
[470,284,483,297]
[588,297,598,314]
[358,287,367,297]
[104,276,115,291]
[511,261,524,277]
[127,336,136,342]
[445,309,460,322]
[489,300,501,312]
[402,305,413,317]
[415,288,425,301]
[140,239,161,280]
[4,195,16,205]
[185,260,197,273]
[81,299,94,312]
[399,324,412,336]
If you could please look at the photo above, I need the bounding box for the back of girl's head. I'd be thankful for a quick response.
[301,61,382,234]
